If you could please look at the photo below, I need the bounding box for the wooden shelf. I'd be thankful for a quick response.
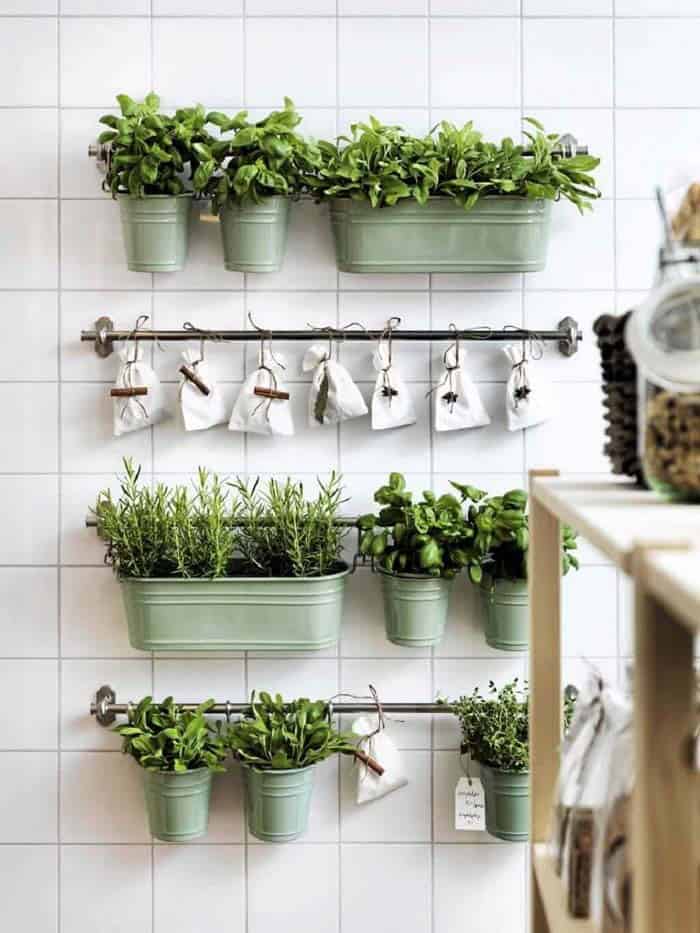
[637,549,700,633]
[532,845,599,933]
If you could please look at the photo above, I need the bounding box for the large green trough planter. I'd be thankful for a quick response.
[243,765,314,843]
[219,196,290,272]
[379,568,453,648]
[480,765,529,842]
[121,566,349,652]
[118,193,193,272]
[143,768,212,842]
[329,196,552,274]
[479,578,529,652]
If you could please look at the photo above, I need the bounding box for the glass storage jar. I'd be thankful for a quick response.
[627,277,700,502]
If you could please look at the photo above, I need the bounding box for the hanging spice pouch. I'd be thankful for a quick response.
[178,348,227,432]
[434,344,490,432]
[229,347,294,436]
[302,344,368,427]
[351,715,408,804]
[372,343,417,431]
[504,343,554,431]
[112,344,167,437]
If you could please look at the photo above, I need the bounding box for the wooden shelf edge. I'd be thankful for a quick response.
[532,844,600,933]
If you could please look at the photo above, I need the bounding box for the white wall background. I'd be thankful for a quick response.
[0,1,682,931]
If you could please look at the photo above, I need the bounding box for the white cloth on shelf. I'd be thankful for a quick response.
[178,348,227,432]
[229,348,294,436]
[352,715,408,805]
[433,345,490,432]
[371,344,416,431]
[503,344,554,431]
[113,344,167,437]
[302,344,368,427]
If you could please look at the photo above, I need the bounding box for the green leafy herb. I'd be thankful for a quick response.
[314,365,330,424]
[226,691,355,770]
[115,696,228,773]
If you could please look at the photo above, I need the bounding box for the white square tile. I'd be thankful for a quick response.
[435,574,520,660]
[153,659,246,705]
[0,846,57,933]
[61,108,115,199]
[62,846,151,933]
[433,0,518,10]
[617,0,698,10]
[154,18,243,107]
[525,199,614,290]
[340,383,430,473]
[616,110,700,199]
[616,18,700,107]
[61,291,153,382]
[0,569,57,657]
[247,657,339,700]
[0,109,57,197]
[250,0,332,10]
[340,658,432,748]
[341,844,432,933]
[340,0,426,14]
[615,199,659,292]
[0,384,58,473]
[339,107,430,137]
[340,270,429,290]
[0,476,58,565]
[525,384,609,474]
[340,750,431,841]
[0,752,57,842]
[60,18,150,108]
[0,661,57,749]
[431,290,523,382]
[433,752,503,843]
[339,471,432,518]
[433,382,525,475]
[0,18,57,106]
[431,271,521,291]
[337,293,430,382]
[62,659,152,751]
[152,292,245,383]
[64,0,148,9]
[246,391,339,474]
[524,0,611,11]
[430,19,520,108]
[61,473,131,566]
[562,565,618,658]
[0,200,58,289]
[618,571,633,657]
[434,845,526,933]
[61,199,152,289]
[61,751,150,843]
[154,846,245,930]
[154,201,245,290]
[2,293,57,380]
[524,19,612,107]
[61,567,137,658]
[562,657,618,693]
[247,845,339,933]
[246,201,338,290]
[246,18,336,107]
[154,0,242,10]
[431,107,523,142]
[61,383,153,474]
[339,17,427,108]
[3,0,56,9]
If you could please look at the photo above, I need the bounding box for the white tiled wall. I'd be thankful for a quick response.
[0,1,668,931]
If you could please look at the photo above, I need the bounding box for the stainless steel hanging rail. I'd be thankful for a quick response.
[91,685,450,726]
[82,316,582,357]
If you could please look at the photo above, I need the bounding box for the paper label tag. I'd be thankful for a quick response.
[455,776,486,831]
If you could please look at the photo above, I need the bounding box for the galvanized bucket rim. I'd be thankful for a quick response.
[119,563,351,585]
[376,566,454,583]
[479,763,530,777]
[117,192,194,200]
[221,193,290,207]
[241,762,315,776]
[479,574,527,588]
[142,765,212,779]
[330,194,547,206]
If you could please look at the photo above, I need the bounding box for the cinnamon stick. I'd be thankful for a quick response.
[179,365,211,396]
[253,386,290,401]
[353,749,385,776]
[110,386,148,398]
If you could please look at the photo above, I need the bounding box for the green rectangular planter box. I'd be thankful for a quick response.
[143,767,212,842]
[243,765,314,843]
[329,196,551,274]
[120,567,349,652]
[219,195,290,272]
[118,193,193,272]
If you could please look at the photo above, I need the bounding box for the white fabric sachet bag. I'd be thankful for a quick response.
[229,348,294,436]
[371,343,416,430]
[352,715,408,804]
[302,344,368,427]
[179,348,227,432]
[503,343,554,431]
[434,345,490,432]
[113,344,167,437]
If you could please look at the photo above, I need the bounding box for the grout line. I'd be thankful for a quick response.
[55,5,63,932]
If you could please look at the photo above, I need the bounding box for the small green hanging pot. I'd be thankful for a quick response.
[243,764,314,843]
[379,568,453,647]
[480,765,529,842]
[479,577,529,652]
[219,196,290,272]
[142,767,213,842]
[118,193,193,272]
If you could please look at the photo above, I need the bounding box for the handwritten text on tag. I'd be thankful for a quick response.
[455,776,486,831]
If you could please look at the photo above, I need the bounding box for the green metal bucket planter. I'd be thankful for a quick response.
[479,578,529,652]
[480,765,529,842]
[118,193,193,272]
[219,196,290,272]
[142,768,212,842]
[329,196,551,274]
[121,567,349,652]
[379,568,453,647]
[243,765,314,843]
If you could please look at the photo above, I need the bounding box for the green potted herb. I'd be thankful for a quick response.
[194,98,321,272]
[315,117,600,274]
[451,485,578,652]
[115,696,227,842]
[93,459,350,652]
[227,692,355,843]
[98,93,211,272]
[358,473,472,647]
